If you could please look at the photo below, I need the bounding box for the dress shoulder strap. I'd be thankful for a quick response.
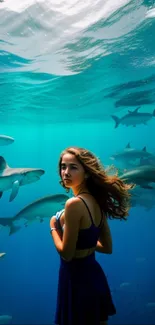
[78,196,95,226]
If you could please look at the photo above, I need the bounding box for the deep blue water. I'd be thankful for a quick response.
[0,1,155,324]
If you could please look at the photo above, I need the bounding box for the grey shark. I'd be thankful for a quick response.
[111,107,155,128]
[0,193,69,235]
[120,165,155,189]
[139,156,155,166]
[0,135,14,146]
[0,252,6,258]
[0,156,45,201]
[131,187,155,210]
[110,143,154,165]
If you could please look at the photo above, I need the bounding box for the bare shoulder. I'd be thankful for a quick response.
[64,197,83,219]
[65,196,83,208]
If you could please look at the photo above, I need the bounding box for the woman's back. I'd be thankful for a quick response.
[60,193,103,259]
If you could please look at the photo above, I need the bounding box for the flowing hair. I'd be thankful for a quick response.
[58,147,135,220]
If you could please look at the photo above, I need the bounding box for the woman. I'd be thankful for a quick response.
[50,147,134,325]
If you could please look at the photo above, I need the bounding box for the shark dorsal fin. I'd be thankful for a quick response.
[142,146,147,152]
[0,156,9,170]
[128,106,141,114]
[126,142,131,149]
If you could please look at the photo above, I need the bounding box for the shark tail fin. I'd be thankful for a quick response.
[0,218,21,235]
[111,115,120,128]
[153,109,155,117]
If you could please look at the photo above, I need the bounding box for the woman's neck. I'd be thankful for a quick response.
[72,186,90,197]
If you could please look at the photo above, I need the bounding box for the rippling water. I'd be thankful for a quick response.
[0,0,155,124]
[1,2,155,325]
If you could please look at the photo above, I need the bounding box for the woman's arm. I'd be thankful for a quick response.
[50,214,64,249]
[96,215,112,254]
[95,240,112,254]
[50,198,82,261]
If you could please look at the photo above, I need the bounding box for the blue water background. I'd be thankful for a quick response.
[0,1,155,324]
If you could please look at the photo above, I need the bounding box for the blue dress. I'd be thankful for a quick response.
[54,197,116,325]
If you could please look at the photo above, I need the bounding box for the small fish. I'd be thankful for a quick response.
[0,252,6,258]
[146,302,155,308]
[120,282,130,288]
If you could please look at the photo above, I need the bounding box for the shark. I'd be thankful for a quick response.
[111,107,155,128]
[0,193,69,235]
[110,143,155,166]
[0,156,45,202]
[0,252,6,258]
[119,165,155,189]
[131,187,155,211]
[0,135,14,146]
[138,156,155,166]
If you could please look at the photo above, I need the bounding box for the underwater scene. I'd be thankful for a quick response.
[0,0,155,324]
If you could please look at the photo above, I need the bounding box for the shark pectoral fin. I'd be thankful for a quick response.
[9,180,20,202]
[0,191,3,199]
[9,223,21,235]
[111,115,120,128]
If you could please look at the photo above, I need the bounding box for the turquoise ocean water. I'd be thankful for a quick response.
[0,1,155,324]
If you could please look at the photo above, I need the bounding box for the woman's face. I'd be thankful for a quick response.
[60,153,86,189]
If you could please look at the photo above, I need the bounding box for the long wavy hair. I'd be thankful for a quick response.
[58,147,135,220]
